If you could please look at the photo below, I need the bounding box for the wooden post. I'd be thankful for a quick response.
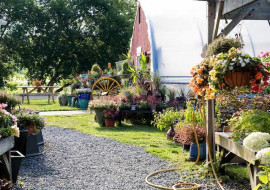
[207,0,216,162]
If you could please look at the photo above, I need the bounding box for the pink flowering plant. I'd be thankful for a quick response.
[0,103,20,138]
[88,96,120,111]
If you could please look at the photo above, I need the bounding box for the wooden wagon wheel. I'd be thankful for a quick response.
[91,77,121,99]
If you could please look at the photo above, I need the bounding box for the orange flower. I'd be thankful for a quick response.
[196,77,204,84]
[197,68,203,74]
[255,72,263,80]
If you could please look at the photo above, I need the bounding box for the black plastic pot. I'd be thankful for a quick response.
[36,130,44,146]
[13,130,41,157]
[11,150,25,183]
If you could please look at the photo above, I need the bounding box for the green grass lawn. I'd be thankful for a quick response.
[43,113,249,180]
[20,99,82,112]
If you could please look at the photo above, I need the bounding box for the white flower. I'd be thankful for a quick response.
[245,59,249,63]
[241,62,246,67]
[230,62,235,66]
[232,58,237,62]
[229,66,234,70]
[11,126,20,137]
[243,132,270,151]
[256,147,270,165]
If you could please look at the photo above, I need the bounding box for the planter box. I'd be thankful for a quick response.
[13,130,41,157]
[36,130,44,146]
[11,150,25,183]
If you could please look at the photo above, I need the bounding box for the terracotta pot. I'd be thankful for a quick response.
[32,81,41,86]
[224,72,251,87]
[105,119,115,127]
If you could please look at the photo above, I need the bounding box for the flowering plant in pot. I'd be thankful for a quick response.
[103,109,119,127]
[15,111,45,135]
[76,88,92,109]
[0,103,19,139]
[89,96,120,127]
[209,47,269,93]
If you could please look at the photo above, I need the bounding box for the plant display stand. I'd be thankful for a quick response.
[0,137,14,181]
[215,132,260,189]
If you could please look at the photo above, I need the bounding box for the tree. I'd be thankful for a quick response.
[0,0,136,85]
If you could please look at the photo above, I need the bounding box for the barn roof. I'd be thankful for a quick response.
[139,0,270,84]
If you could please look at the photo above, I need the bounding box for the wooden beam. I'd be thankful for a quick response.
[218,7,254,37]
[207,1,216,162]
[213,0,224,39]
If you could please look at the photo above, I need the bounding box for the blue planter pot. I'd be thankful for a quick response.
[78,93,91,109]
[67,95,73,107]
[189,143,206,160]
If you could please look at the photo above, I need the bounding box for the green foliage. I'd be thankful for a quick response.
[229,110,270,141]
[152,108,184,131]
[129,53,150,85]
[0,127,15,137]
[0,90,21,109]
[167,88,176,101]
[121,61,132,75]
[152,73,161,90]
[254,164,270,190]
[184,101,204,126]
[139,101,150,110]
[206,37,243,57]
[0,0,136,85]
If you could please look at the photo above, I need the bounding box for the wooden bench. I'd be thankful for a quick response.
[18,86,59,104]
[215,132,260,189]
[0,137,14,181]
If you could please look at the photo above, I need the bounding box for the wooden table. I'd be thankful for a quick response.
[0,137,14,181]
[215,132,259,189]
[19,86,59,104]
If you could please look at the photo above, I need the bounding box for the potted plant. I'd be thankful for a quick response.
[58,94,69,106]
[209,47,269,93]
[175,124,206,159]
[88,96,119,127]
[14,110,45,157]
[76,88,91,109]
[103,109,119,127]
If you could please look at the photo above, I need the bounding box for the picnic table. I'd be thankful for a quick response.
[215,132,260,189]
[19,86,59,104]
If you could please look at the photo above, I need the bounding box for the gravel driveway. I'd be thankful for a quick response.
[16,127,250,190]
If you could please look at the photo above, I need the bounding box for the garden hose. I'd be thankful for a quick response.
[145,96,225,190]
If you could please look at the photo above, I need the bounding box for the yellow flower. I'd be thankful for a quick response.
[211,76,218,81]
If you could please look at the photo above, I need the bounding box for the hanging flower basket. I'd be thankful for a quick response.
[224,72,251,87]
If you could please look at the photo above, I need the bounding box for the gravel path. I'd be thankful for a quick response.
[16,127,251,190]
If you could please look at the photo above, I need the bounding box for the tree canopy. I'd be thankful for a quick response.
[0,0,136,86]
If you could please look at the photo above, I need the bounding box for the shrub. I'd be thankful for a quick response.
[174,124,206,145]
[91,63,102,78]
[206,37,243,57]
[0,90,21,110]
[229,109,270,141]
[152,108,184,131]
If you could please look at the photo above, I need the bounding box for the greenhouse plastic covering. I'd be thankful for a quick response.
[139,0,270,84]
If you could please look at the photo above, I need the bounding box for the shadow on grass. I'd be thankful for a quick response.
[95,122,164,134]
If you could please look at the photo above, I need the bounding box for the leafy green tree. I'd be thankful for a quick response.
[0,0,136,85]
